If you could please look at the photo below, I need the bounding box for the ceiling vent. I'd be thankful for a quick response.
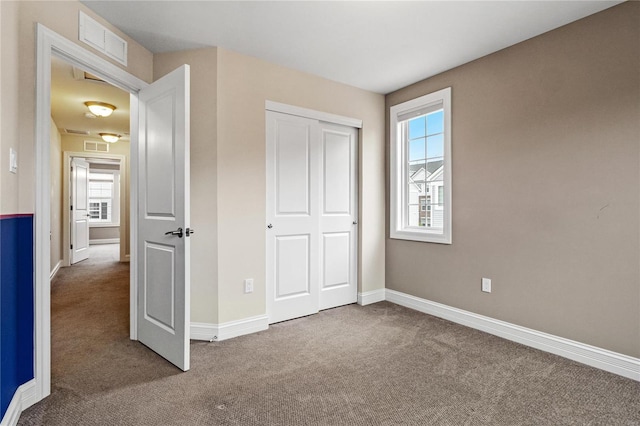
[64,128,90,135]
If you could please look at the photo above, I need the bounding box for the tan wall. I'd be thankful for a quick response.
[217,48,385,323]
[61,135,131,256]
[385,3,640,357]
[1,1,20,215]
[4,0,152,216]
[154,48,219,324]
[49,118,62,272]
[90,227,120,241]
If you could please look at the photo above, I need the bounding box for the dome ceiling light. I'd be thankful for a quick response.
[84,101,116,117]
[99,133,120,143]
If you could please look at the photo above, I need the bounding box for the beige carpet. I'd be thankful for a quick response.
[19,246,640,425]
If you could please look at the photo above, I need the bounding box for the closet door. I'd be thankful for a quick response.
[318,123,358,310]
[266,111,320,323]
[266,111,358,324]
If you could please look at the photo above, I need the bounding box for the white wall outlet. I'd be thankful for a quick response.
[9,148,17,174]
[244,278,254,294]
[481,278,492,293]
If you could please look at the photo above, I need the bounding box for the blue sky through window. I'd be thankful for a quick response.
[408,110,444,162]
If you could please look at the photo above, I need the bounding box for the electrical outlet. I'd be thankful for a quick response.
[481,278,492,293]
[244,278,254,294]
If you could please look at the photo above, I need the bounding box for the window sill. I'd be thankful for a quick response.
[390,229,451,244]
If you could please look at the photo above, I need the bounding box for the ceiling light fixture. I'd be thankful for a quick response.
[99,133,120,143]
[84,101,116,117]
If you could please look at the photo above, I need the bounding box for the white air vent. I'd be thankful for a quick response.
[79,11,128,66]
[84,140,110,153]
[65,128,90,135]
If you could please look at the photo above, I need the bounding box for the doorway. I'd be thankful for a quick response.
[36,24,192,403]
[49,53,133,393]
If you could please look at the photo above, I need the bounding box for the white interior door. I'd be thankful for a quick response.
[266,112,320,324]
[70,157,90,264]
[319,123,358,310]
[137,65,191,371]
[266,111,358,324]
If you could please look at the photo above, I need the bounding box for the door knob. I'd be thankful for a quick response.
[267,224,273,229]
[165,227,183,238]
[353,221,358,225]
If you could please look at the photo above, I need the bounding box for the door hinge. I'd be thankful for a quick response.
[71,244,73,250]
[70,205,73,211]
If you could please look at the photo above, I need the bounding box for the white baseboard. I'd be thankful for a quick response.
[49,260,61,280]
[1,379,36,426]
[358,289,386,306]
[385,289,640,381]
[89,238,120,245]
[191,315,269,342]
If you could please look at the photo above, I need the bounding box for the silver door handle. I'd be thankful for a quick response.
[165,227,183,238]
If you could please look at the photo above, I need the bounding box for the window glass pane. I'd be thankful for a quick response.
[409,138,425,162]
[427,110,444,135]
[408,116,426,139]
[426,134,444,160]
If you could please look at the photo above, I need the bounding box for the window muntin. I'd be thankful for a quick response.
[390,87,451,244]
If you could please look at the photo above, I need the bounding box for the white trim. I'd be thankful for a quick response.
[190,315,270,342]
[49,260,61,280]
[89,238,120,245]
[0,379,37,426]
[357,289,386,306]
[35,24,146,404]
[265,100,363,129]
[385,289,640,381]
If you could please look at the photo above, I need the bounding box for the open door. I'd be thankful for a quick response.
[70,157,90,264]
[137,65,191,371]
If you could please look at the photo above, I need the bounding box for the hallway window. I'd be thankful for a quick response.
[88,172,120,225]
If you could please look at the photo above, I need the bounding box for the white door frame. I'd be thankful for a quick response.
[35,24,147,402]
[62,152,127,267]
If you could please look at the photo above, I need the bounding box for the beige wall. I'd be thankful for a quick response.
[385,3,639,357]
[49,118,62,272]
[1,1,20,215]
[154,48,219,324]
[217,48,386,323]
[90,227,120,241]
[61,135,131,256]
[2,0,152,216]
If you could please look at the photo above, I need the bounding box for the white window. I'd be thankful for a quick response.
[88,171,120,226]
[390,87,451,244]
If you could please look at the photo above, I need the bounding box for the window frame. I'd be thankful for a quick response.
[88,170,120,227]
[390,87,452,244]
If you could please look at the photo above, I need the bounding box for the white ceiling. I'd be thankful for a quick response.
[51,56,130,141]
[80,1,621,94]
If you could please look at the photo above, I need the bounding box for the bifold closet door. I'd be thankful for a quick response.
[266,110,358,324]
